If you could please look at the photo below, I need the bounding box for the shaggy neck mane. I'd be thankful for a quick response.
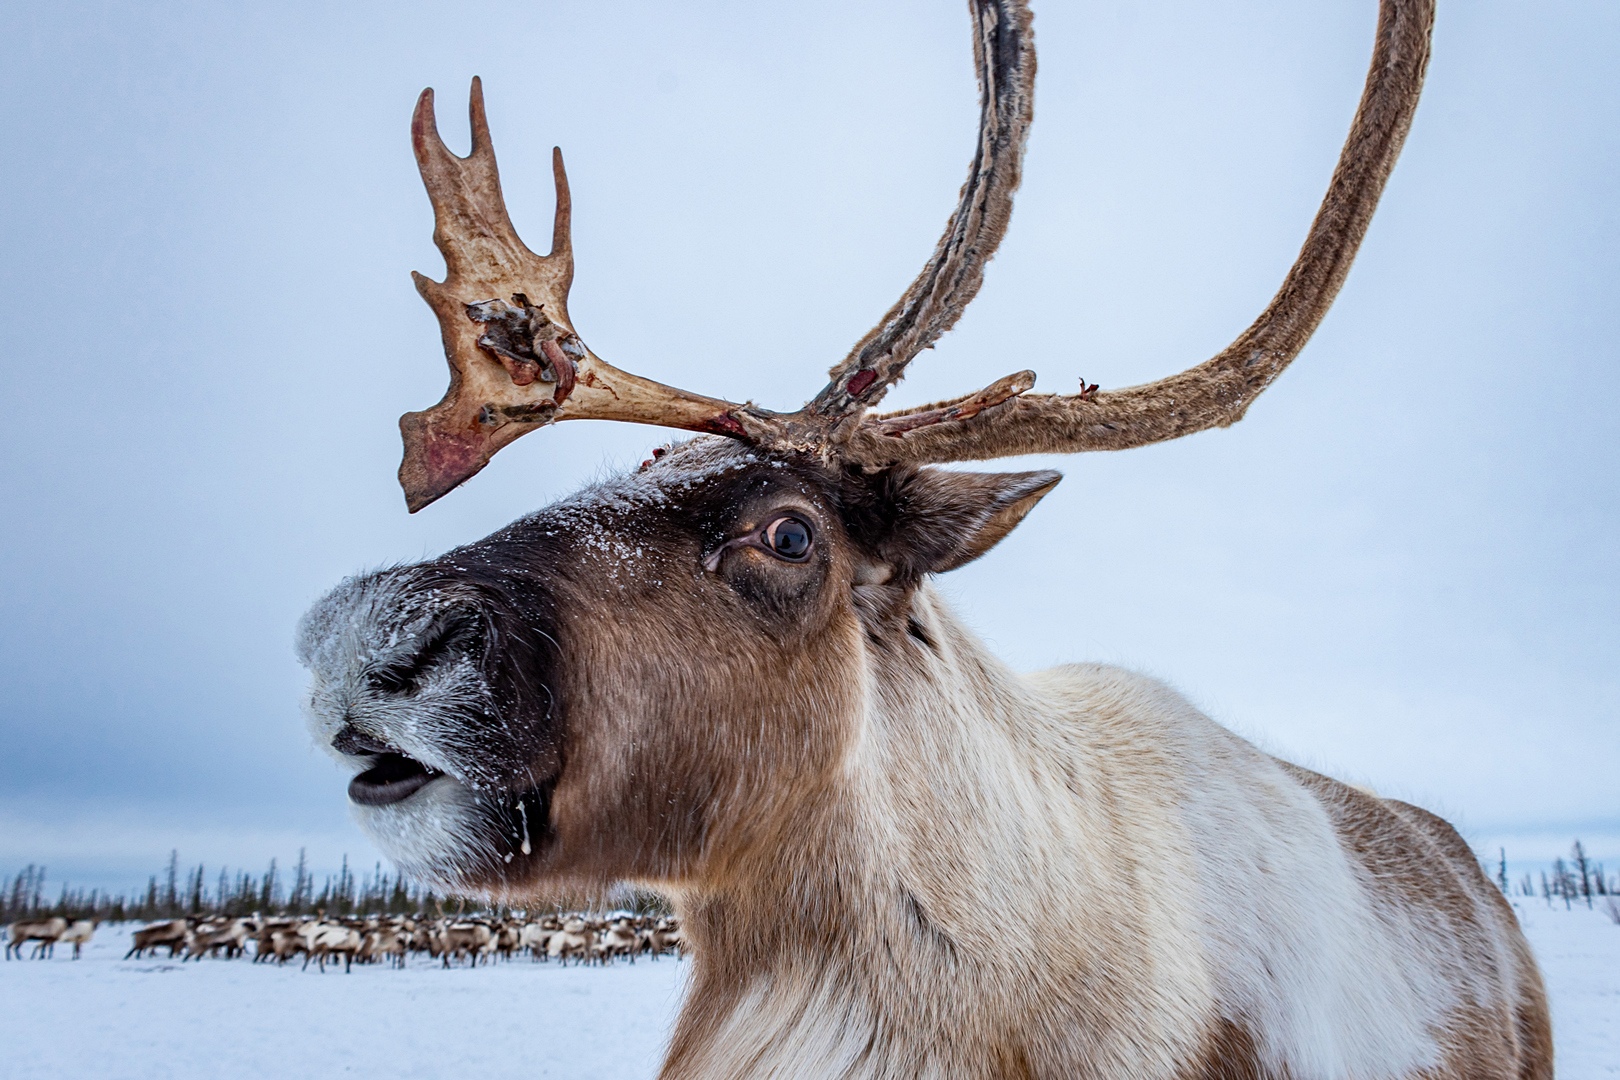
[661,585,1163,1078]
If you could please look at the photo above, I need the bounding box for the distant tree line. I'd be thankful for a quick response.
[0,849,441,924]
[5,840,1613,925]
[1515,839,1617,911]
[1,849,672,925]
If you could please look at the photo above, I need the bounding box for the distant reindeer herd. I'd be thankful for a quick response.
[6,912,685,972]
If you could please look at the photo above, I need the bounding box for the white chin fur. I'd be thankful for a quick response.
[349,775,503,893]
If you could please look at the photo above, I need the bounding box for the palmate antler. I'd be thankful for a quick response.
[398,0,1433,512]
[398,80,750,511]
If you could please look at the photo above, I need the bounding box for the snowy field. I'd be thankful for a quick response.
[1515,900,1620,1079]
[0,924,688,1079]
[2,904,1615,1079]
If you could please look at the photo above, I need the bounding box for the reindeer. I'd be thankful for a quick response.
[518,917,555,960]
[646,917,684,961]
[493,918,522,961]
[251,917,295,962]
[264,924,310,965]
[124,919,188,959]
[57,918,97,959]
[440,921,494,967]
[304,922,363,973]
[185,917,254,960]
[545,918,594,966]
[297,1,1551,1076]
[5,917,67,960]
[360,924,409,968]
[600,916,642,964]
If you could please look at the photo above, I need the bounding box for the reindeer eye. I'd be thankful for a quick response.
[763,516,812,561]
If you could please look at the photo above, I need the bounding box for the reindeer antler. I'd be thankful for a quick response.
[807,0,1034,427]
[400,78,752,511]
[396,0,1434,510]
[841,0,1434,466]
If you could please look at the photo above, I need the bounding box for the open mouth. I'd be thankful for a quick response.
[348,752,444,807]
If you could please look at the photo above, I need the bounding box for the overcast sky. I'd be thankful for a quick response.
[1,0,1614,894]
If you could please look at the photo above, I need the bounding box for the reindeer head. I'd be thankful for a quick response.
[299,0,1430,897]
[298,441,1061,894]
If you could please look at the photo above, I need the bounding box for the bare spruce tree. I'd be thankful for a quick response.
[1571,840,1594,908]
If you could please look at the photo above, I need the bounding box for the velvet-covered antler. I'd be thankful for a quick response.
[843,0,1434,467]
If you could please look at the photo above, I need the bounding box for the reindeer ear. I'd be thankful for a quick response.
[879,468,1061,576]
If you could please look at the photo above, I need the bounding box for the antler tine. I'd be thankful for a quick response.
[398,80,754,512]
[410,80,537,292]
[466,76,495,156]
[550,148,573,267]
[845,0,1434,468]
[804,0,1036,429]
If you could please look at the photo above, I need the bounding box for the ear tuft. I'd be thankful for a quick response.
[871,468,1061,577]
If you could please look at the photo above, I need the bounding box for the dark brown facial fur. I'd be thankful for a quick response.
[297,438,1057,898]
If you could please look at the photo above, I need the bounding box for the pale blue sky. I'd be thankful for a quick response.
[1,0,1615,892]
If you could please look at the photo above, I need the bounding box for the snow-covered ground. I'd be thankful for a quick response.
[0,924,688,1079]
[1514,899,1620,1079]
[2,906,1615,1079]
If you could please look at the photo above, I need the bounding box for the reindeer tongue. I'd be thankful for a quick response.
[349,753,441,807]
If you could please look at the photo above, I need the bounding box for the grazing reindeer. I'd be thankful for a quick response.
[298,1,1551,1076]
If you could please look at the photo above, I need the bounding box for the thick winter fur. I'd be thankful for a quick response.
[299,438,1550,1079]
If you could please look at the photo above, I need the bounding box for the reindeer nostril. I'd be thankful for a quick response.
[332,725,396,757]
